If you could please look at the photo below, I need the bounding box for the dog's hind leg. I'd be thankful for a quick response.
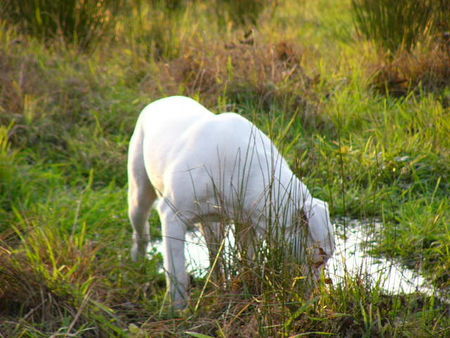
[128,125,157,261]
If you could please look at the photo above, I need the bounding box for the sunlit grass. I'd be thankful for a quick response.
[0,0,448,335]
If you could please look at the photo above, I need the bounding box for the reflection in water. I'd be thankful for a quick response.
[150,219,438,297]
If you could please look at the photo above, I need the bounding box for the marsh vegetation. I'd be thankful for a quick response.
[0,0,448,336]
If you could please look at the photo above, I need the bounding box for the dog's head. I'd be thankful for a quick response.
[304,198,335,273]
[287,197,335,277]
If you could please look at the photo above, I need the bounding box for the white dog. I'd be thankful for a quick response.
[128,96,335,308]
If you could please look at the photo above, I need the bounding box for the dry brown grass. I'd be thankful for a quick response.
[134,35,337,133]
[141,37,319,109]
[370,45,450,97]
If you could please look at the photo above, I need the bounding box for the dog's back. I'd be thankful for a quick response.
[135,96,305,225]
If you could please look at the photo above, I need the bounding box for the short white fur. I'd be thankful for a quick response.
[128,96,335,308]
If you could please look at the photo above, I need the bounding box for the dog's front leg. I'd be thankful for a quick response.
[158,202,189,309]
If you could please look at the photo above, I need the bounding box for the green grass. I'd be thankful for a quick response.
[0,0,449,336]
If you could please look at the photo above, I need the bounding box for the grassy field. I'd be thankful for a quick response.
[0,0,448,336]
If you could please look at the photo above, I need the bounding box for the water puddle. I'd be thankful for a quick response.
[150,219,440,298]
[328,219,434,296]
[151,229,227,278]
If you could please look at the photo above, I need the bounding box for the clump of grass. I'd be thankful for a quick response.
[351,0,442,54]
[0,225,115,336]
[0,0,121,51]
[351,0,449,96]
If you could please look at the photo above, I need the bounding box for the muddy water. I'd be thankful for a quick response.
[150,219,437,297]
